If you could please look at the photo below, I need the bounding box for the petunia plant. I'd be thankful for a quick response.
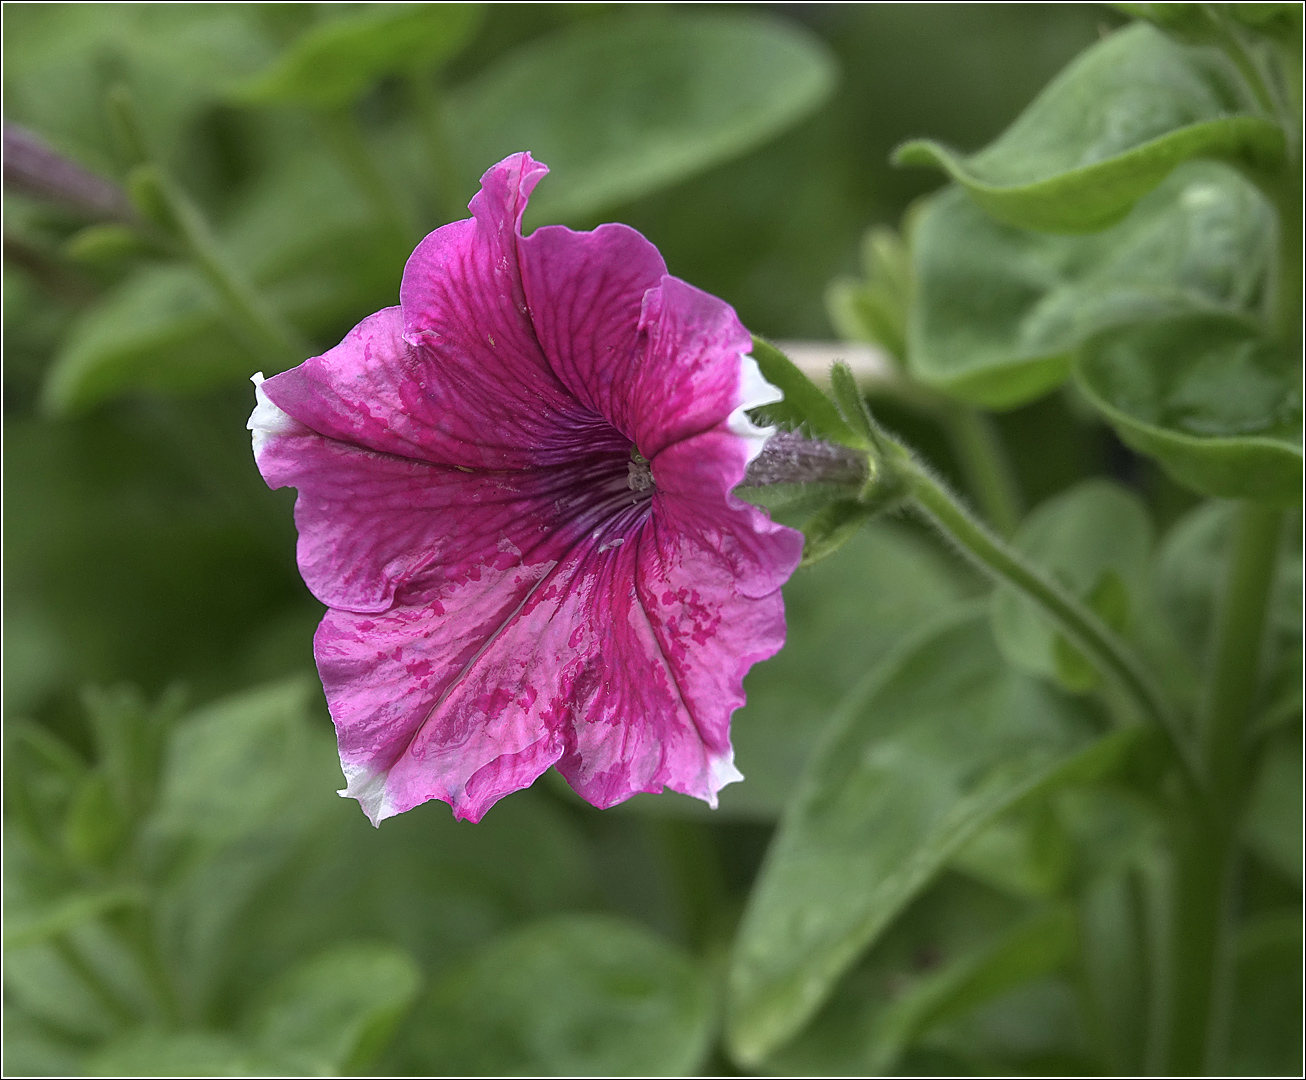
[3,5,1300,1077]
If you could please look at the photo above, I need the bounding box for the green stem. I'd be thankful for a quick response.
[863,379,1023,537]
[653,818,731,954]
[1163,503,1285,1075]
[407,72,465,223]
[319,106,414,241]
[897,449,1196,785]
[937,402,1023,538]
[1201,503,1286,809]
[135,166,306,362]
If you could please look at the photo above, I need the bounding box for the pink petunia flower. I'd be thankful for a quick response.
[248,152,803,824]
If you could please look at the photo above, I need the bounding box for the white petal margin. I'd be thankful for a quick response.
[727,353,782,466]
[702,747,744,809]
[247,372,301,459]
[339,758,398,828]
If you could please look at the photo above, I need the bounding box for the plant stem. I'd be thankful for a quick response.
[407,72,465,223]
[937,402,1024,538]
[1201,503,1286,809]
[1162,501,1285,1075]
[136,167,306,362]
[897,449,1197,785]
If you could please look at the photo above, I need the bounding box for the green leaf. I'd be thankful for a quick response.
[62,772,128,868]
[747,336,860,445]
[1227,3,1304,43]
[829,361,878,447]
[1229,909,1303,1075]
[3,933,137,1041]
[1118,3,1303,46]
[907,160,1274,408]
[1155,500,1302,680]
[1075,313,1302,501]
[448,12,836,225]
[763,875,1084,1077]
[1112,4,1223,44]
[726,607,1136,1065]
[991,480,1152,691]
[235,3,484,108]
[4,719,87,852]
[88,1030,289,1078]
[248,943,422,1075]
[1,1007,87,1078]
[147,677,324,854]
[3,5,273,177]
[209,790,598,1021]
[857,906,1076,1074]
[1245,730,1302,884]
[403,914,715,1077]
[825,225,912,362]
[141,679,342,1014]
[43,144,406,414]
[64,223,161,265]
[800,500,877,566]
[3,886,145,950]
[950,800,1073,900]
[893,24,1283,233]
[82,684,184,825]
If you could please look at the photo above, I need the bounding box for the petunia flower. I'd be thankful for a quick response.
[248,152,803,824]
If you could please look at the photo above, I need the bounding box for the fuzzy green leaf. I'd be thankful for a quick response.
[1075,313,1302,501]
[907,161,1273,407]
[235,3,484,108]
[893,23,1283,233]
[726,608,1136,1065]
[404,915,715,1077]
[991,480,1153,691]
[449,13,837,225]
[748,336,860,445]
[248,944,422,1075]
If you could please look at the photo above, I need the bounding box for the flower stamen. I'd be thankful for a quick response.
[627,446,654,492]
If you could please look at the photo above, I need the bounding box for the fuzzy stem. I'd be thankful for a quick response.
[936,401,1024,538]
[1162,502,1285,1075]
[134,166,306,362]
[897,449,1196,785]
[1201,503,1286,809]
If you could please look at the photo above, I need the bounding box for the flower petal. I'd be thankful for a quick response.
[327,481,798,823]
[255,385,631,613]
[397,152,593,467]
[517,220,668,435]
[262,165,600,471]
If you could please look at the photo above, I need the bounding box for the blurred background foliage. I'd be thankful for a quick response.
[3,3,1299,1077]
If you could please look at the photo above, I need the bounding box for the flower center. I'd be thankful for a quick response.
[627,446,654,492]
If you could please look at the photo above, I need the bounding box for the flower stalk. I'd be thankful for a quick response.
[896,451,1194,783]
[1163,499,1286,1075]
[128,165,307,363]
[742,419,1195,787]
